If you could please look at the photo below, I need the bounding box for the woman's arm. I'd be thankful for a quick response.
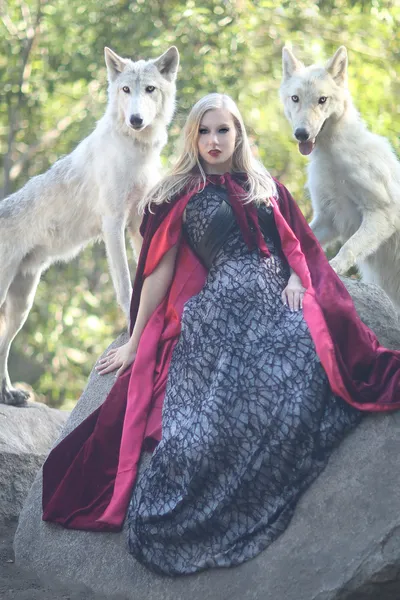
[96,242,179,377]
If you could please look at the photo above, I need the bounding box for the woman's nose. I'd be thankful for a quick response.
[210,132,219,144]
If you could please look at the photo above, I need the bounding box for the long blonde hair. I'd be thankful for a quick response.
[139,93,276,212]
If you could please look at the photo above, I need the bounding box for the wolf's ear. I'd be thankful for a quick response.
[153,46,180,82]
[326,46,348,85]
[282,47,302,80]
[104,47,126,81]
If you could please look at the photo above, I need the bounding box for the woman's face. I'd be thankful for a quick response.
[197,108,237,174]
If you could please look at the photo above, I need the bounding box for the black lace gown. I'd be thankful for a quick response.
[127,185,361,576]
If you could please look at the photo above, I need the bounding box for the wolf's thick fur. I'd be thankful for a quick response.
[0,45,179,406]
[280,45,400,310]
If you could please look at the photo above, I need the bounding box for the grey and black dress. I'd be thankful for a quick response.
[127,184,361,576]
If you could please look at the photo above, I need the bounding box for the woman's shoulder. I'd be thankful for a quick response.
[271,178,294,205]
[139,201,174,236]
[272,177,290,194]
[140,183,202,236]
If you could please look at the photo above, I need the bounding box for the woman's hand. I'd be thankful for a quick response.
[281,272,306,312]
[96,341,137,378]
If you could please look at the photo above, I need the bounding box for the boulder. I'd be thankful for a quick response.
[13,279,400,599]
[340,276,399,349]
[0,401,68,523]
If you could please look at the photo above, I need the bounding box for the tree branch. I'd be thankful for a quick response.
[2,0,45,198]
[9,96,93,183]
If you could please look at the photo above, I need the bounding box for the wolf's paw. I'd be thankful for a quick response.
[329,249,356,275]
[0,380,30,406]
[329,257,341,274]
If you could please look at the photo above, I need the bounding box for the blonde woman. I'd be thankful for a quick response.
[42,94,400,575]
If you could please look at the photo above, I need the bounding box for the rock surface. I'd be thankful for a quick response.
[13,279,400,599]
[1,520,120,600]
[340,276,399,349]
[0,401,68,523]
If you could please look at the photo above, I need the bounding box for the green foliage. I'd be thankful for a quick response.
[1,0,399,407]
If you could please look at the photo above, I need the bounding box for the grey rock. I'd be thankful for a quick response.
[13,281,400,599]
[341,276,399,349]
[0,402,68,523]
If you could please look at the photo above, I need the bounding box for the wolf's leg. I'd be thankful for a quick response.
[0,257,23,309]
[127,218,143,264]
[102,216,133,324]
[309,213,339,247]
[329,210,396,275]
[0,268,41,406]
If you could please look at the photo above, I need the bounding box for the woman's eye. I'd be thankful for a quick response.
[219,128,229,133]
[122,86,130,94]
[199,128,208,134]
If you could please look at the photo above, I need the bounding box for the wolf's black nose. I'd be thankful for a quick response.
[294,128,310,142]
[130,114,144,128]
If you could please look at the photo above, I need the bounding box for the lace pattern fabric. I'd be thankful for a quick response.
[127,186,361,575]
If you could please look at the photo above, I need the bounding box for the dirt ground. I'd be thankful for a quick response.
[0,520,120,600]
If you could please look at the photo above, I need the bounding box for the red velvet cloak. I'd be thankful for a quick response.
[42,178,400,532]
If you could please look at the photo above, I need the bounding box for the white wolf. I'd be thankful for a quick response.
[280,45,400,310]
[0,45,179,406]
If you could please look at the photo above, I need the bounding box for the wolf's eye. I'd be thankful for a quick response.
[122,86,130,94]
[146,86,156,93]
[318,96,327,104]
[291,95,299,103]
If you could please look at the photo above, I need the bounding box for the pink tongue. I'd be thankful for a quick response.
[299,141,314,156]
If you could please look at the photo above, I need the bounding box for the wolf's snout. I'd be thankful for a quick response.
[294,128,315,155]
[294,128,310,142]
[130,114,144,128]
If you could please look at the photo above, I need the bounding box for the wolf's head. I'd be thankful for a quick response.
[280,46,349,156]
[104,46,179,135]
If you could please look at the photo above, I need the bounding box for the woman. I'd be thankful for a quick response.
[42,94,400,576]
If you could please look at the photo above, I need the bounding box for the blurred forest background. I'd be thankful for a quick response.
[1,0,399,409]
